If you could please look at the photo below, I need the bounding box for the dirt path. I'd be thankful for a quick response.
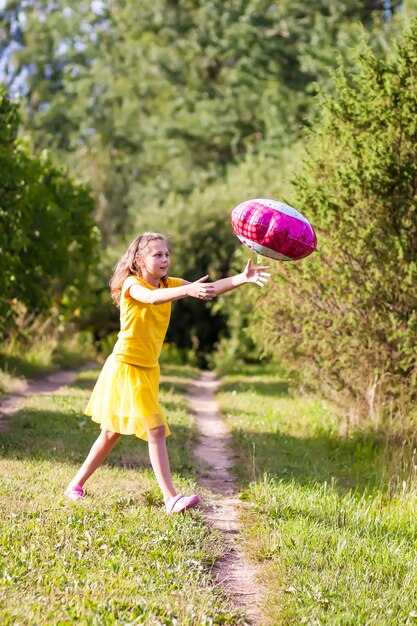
[1,365,265,622]
[188,372,265,625]
[0,369,83,430]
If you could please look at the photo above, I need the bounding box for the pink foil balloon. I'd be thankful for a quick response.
[231,198,317,261]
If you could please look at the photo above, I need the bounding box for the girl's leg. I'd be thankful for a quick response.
[67,429,121,490]
[147,426,177,503]
[147,426,200,513]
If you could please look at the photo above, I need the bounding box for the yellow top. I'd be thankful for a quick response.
[112,275,183,367]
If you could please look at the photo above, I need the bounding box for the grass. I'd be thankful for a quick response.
[0,364,244,625]
[216,364,417,625]
[0,332,97,399]
[3,357,417,624]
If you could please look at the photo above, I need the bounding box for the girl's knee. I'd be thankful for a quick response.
[148,426,166,442]
[101,429,120,442]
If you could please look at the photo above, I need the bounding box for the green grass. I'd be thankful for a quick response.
[0,332,97,399]
[216,364,417,625]
[4,358,417,624]
[0,364,243,625]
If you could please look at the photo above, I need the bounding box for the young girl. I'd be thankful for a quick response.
[65,232,270,513]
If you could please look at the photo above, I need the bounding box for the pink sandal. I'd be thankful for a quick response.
[166,493,200,514]
[65,485,85,502]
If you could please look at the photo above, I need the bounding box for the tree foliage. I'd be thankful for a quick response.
[1,0,417,373]
[1,0,404,239]
[0,90,99,338]
[250,24,417,421]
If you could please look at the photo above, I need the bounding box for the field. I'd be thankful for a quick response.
[217,364,417,625]
[1,362,417,624]
[0,365,243,625]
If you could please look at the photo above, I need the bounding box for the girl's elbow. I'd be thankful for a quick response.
[149,295,169,305]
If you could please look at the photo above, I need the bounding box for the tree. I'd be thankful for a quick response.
[1,0,405,239]
[250,24,417,422]
[0,90,99,338]
[2,0,414,358]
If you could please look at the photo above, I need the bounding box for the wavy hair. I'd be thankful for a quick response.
[110,232,168,306]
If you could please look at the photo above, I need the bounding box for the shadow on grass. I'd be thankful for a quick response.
[70,372,100,390]
[2,363,404,499]
[220,380,290,397]
[234,428,393,495]
[0,407,197,479]
[220,368,406,496]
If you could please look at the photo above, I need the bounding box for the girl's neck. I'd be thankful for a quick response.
[139,271,160,288]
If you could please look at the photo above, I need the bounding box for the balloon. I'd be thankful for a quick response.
[231,198,317,261]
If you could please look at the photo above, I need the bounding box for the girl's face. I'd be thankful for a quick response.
[138,239,170,286]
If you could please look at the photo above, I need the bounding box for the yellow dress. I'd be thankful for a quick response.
[85,275,183,441]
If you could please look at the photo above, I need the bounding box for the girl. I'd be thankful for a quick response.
[65,232,270,513]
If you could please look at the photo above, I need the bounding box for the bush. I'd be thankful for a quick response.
[131,146,304,363]
[251,24,417,425]
[0,91,99,339]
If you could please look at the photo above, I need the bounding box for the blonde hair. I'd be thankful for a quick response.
[110,232,168,306]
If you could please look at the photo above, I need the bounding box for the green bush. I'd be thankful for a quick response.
[251,24,417,424]
[0,91,99,339]
[131,147,302,364]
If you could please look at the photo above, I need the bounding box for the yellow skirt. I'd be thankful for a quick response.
[85,354,171,441]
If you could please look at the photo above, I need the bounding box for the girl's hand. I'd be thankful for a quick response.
[187,275,216,300]
[243,259,271,287]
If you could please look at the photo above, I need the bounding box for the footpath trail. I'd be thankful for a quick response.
[188,372,265,625]
[0,369,80,430]
[1,366,265,623]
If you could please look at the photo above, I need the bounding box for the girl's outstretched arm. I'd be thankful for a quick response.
[213,259,271,296]
[129,275,216,305]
